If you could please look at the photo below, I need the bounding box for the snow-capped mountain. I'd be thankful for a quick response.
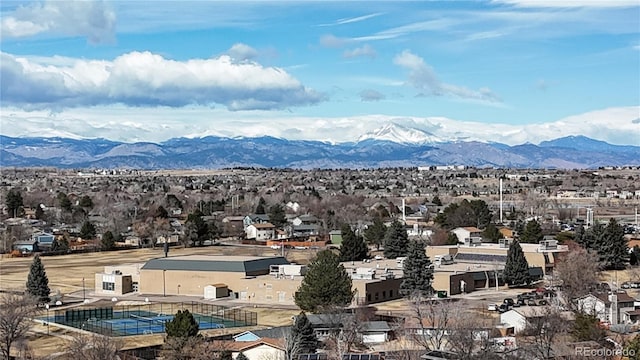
[357,123,443,145]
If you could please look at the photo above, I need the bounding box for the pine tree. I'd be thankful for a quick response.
[520,219,543,244]
[255,197,267,215]
[165,309,200,339]
[400,240,434,297]
[383,220,409,259]
[482,223,504,243]
[5,188,23,218]
[596,218,627,270]
[102,231,116,251]
[294,250,353,312]
[290,312,318,357]
[57,192,72,212]
[364,218,386,250]
[26,254,50,304]
[79,220,97,239]
[431,195,442,206]
[35,205,44,220]
[503,240,531,287]
[268,204,287,228]
[339,224,368,262]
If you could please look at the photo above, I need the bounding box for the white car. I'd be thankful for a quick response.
[270,244,281,249]
[487,303,498,311]
[374,255,383,260]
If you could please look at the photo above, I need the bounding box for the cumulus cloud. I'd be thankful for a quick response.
[393,50,501,103]
[227,43,259,61]
[1,0,116,44]
[0,51,324,111]
[359,89,386,102]
[343,44,377,59]
[320,34,348,48]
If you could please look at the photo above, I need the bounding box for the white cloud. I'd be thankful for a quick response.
[0,51,324,111]
[492,0,638,8]
[2,106,638,146]
[320,34,348,48]
[393,50,501,103]
[1,0,116,43]
[227,43,259,61]
[359,89,386,102]
[343,44,377,59]
[318,12,384,27]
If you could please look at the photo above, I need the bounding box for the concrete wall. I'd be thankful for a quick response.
[94,273,133,296]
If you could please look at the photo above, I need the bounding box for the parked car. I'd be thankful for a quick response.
[503,298,515,307]
[622,282,631,289]
[498,304,509,313]
[527,299,537,306]
[374,255,383,260]
[516,298,526,306]
[488,303,498,311]
[270,244,281,249]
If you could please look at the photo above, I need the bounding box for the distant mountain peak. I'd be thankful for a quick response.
[357,122,442,145]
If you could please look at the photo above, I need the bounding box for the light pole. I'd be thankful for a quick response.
[163,270,166,297]
[45,304,50,335]
[82,277,86,301]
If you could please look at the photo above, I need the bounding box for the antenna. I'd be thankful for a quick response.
[499,178,503,224]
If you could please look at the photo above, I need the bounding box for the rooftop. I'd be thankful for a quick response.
[141,255,289,273]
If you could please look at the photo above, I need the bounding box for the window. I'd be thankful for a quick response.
[375,292,379,301]
[390,289,394,297]
[102,282,115,291]
[382,290,386,298]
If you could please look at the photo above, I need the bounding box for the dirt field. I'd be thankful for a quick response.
[0,245,314,294]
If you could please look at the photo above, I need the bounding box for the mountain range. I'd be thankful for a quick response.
[1,124,639,169]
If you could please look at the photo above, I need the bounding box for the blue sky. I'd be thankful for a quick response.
[1,0,639,145]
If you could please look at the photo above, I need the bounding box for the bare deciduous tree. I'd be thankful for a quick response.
[521,306,571,360]
[446,303,496,360]
[406,293,455,351]
[65,333,123,360]
[0,292,39,360]
[554,245,600,309]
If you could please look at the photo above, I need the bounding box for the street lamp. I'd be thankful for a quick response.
[82,277,86,301]
[45,304,50,335]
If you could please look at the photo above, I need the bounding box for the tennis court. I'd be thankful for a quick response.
[49,303,258,336]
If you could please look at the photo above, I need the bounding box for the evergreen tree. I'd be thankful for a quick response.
[294,250,353,312]
[155,205,169,219]
[35,205,44,220]
[236,352,249,360]
[596,218,627,270]
[79,220,97,239]
[78,195,93,209]
[185,210,208,246]
[482,223,504,243]
[102,231,116,251]
[52,237,69,252]
[383,220,409,259]
[26,254,50,304]
[400,240,434,297]
[57,192,72,212]
[503,240,531,287]
[433,199,493,230]
[5,188,23,218]
[632,246,640,267]
[339,224,368,262]
[571,313,606,343]
[431,195,442,206]
[364,218,386,250]
[520,219,543,244]
[268,204,287,228]
[290,312,318,357]
[165,309,200,339]
[255,197,267,215]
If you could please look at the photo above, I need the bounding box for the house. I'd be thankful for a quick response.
[360,321,392,343]
[291,224,320,237]
[291,214,319,226]
[577,291,636,325]
[31,232,55,251]
[246,223,276,241]
[451,227,482,243]
[209,338,285,360]
[421,350,460,360]
[305,313,343,341]
[500,307,574,334]
[243,214,271,230]
[233,326,292,342]
[13,240,39,254]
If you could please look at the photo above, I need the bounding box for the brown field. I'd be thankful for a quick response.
[0,245,314,294]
